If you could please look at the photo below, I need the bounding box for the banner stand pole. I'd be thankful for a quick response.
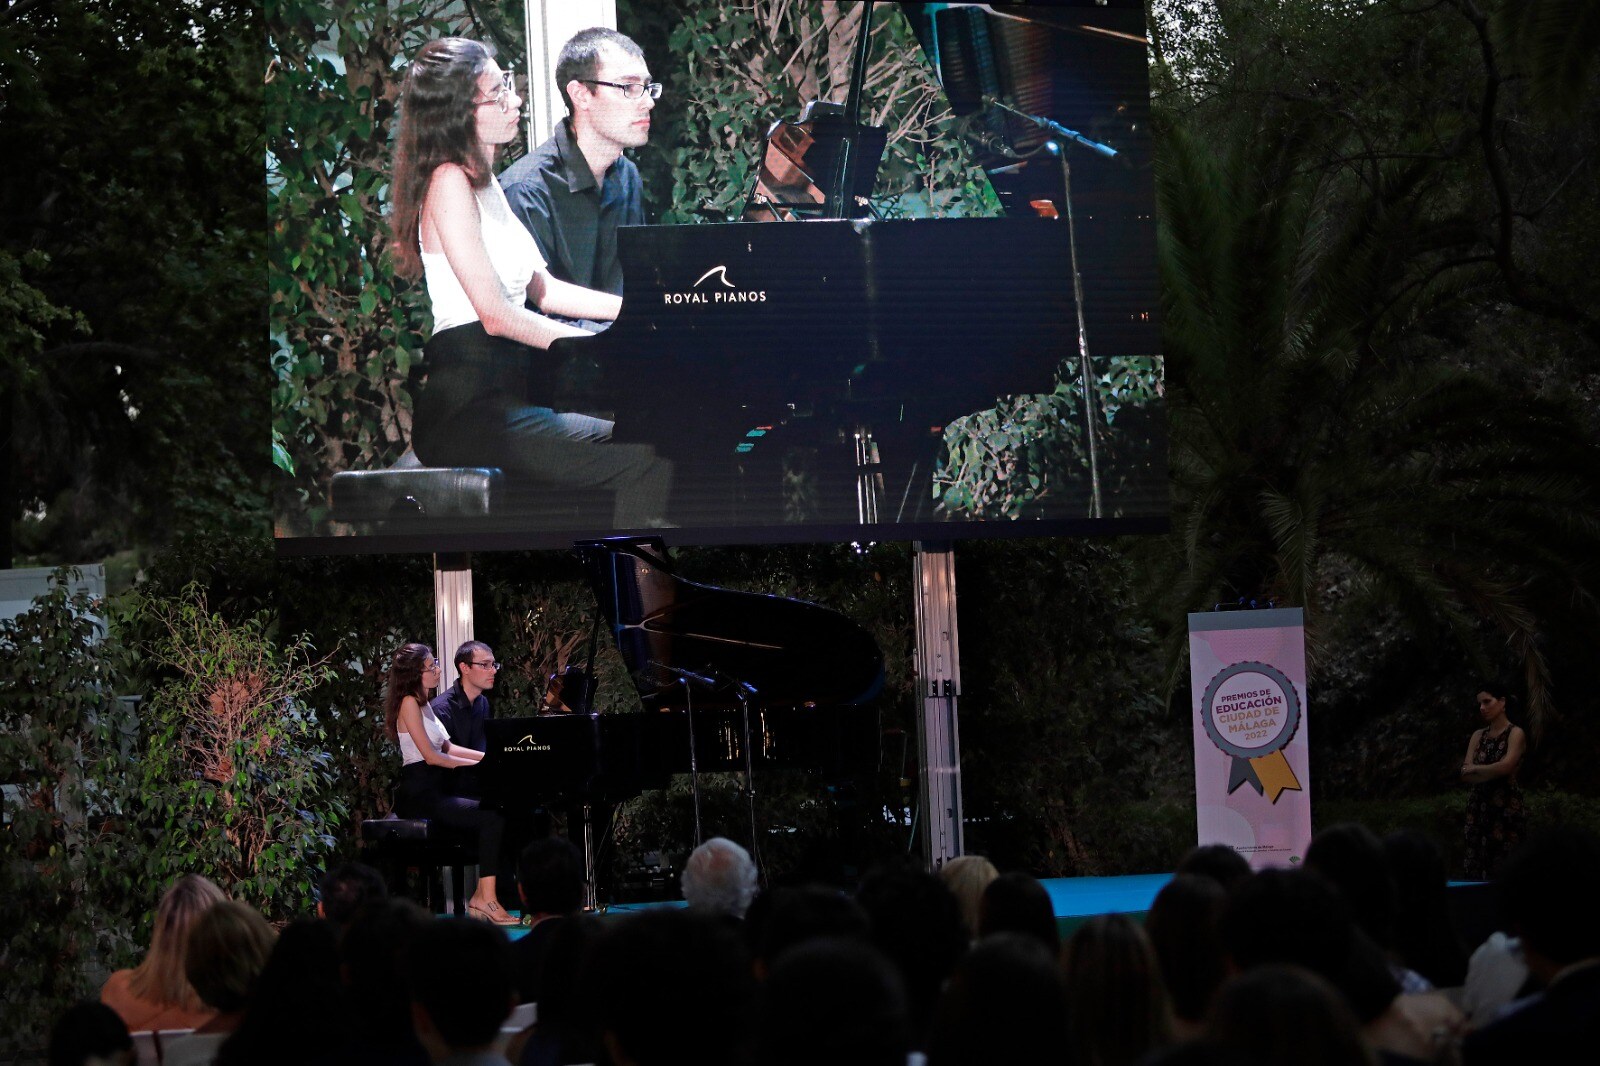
[914,541,964,869]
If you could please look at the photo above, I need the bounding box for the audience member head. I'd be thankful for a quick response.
[317,862,387,928]
[1220,868,1398,1023]
[939,855,999,939]
[578,908,753,1066]
[760,937,910,1066]
[215,918,346,1064]
[1061,913,1173,1066]
[979,871,1059,953]
[48,1002,132,1066]
[1497,826,1600,982]
[750,885,870,975]
[1304,822,1398,949]
[856,863,969,1048]
[408,918,514,1055]
[532,913,603,1032]
[517,835,585,917]
[1175,844,1252,890]
[340,898,432,1044]
[1144,873,1229,1026]
[127,874,227,1010]
[1382,829,1466,987]
[185,900,277,1015]
[681,836,759,919]
[1207,964,1374,1066]
[928,932,1068,1066]
[383,642,435,743]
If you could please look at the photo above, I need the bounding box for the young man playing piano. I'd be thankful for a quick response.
[429,640,499,801]
[498,27,658,328]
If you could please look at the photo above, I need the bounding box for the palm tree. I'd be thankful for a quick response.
[1152,81,1600,740]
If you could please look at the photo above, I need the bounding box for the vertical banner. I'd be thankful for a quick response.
[1187,608,1311,868]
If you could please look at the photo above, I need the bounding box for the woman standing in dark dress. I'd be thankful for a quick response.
[1459,685,1527,881]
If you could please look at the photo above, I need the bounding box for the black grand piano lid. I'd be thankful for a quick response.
[577,537,885,710]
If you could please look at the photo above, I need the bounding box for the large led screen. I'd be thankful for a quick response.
[270,1,1167,554]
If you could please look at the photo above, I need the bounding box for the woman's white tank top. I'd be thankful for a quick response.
[398,699,451,766]
[420,175,545,334]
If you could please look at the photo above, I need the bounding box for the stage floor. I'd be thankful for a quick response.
[600,872,1176,939]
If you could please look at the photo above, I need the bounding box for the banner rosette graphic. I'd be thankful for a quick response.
[1200,661,1303,803]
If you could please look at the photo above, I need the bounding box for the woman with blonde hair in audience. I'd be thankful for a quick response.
[161,901,277,1066]
[938,855,998,941]
[100,874,227,1032]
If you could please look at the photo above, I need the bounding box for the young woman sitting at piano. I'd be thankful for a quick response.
[390,37,672,529]
[384,642,518,925]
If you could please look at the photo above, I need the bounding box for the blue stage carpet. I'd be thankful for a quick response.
[1042,873,1173,917]
[1041,873,1172,937]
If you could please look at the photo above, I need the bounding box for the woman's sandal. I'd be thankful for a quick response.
[466,899,521,927]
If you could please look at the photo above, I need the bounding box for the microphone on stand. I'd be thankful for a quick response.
[703,665,759,697]
[955,113,1023,160]
[646,661,717,689]
[983,96,1118,158]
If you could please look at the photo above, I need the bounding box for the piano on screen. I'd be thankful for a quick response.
[533,2,1157,532]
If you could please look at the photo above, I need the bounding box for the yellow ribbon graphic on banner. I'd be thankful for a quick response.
[1248,750,1302,803]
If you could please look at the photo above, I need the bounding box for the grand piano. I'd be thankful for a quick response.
[478,537,887,896]
[548,216,1083,527]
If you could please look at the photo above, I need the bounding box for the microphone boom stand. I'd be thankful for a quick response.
[1057,147,1104,519]
[986,97,1115,518]
[681,677,703,847]
[736,683,761,881]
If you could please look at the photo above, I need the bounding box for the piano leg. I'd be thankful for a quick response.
[581,803,597,912]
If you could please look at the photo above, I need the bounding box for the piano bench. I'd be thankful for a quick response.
[330,449,616,527]
[331,450,502,522]
[360,815,479,918]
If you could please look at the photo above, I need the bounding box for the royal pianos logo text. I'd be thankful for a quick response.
[506,734,552,754]
[662,265,767,305]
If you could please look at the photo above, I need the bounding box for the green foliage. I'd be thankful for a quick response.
[277,551,438,825]
[1318,788,1600,875]
[1146,0,1600,732]
[1493,0,1600,118]
[935,357,1166,519]
[654,1,1000,224]
[2,0,267,565]
[954,538,1183,875]
[118,584,344,917]
[0,249,84,368]
[0,571,136,1053]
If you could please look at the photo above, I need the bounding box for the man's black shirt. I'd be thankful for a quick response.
[429,680,489,799]
[499,118,644,297]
